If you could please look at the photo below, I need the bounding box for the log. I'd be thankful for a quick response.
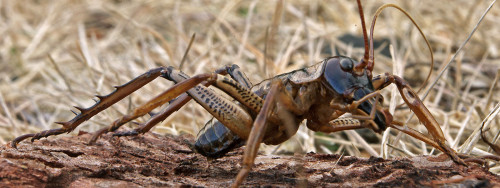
[1,132,498,187]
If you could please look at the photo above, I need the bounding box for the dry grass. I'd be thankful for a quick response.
[1,0,499,172]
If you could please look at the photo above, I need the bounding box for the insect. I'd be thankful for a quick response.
[11,0,469,187]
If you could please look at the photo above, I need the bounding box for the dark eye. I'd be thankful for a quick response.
[340,58,353,71]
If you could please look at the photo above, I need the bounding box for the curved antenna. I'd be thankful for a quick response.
[368,4,434,94]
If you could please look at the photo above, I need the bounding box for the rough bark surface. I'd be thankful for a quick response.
[1,132,498,187]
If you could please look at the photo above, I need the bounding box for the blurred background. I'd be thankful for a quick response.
[1,0,499,172]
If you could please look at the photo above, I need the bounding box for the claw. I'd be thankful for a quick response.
[11,128,68,149]
[11,133,36,149]
[439,142,466,166]
[88,127,108,144]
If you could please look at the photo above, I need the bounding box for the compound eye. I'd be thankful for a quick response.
[339,58,354,71]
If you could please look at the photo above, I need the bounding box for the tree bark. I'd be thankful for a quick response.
[1,132,498,187]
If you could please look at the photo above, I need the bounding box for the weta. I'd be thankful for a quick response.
[12,0,472,187]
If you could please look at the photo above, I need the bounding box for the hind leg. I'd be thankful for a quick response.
[11,67,166,148]
[111,64,254,138]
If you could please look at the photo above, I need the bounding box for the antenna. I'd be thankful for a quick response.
[368,4,434,93]
[354,0,371,74]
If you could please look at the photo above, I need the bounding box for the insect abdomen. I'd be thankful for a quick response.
[193,118,244,158]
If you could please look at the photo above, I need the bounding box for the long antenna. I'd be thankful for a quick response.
[368,4,433,93]
[355,0,371,74]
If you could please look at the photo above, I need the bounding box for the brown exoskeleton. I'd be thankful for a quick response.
[12,0,469,187]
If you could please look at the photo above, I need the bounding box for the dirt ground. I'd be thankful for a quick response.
[1,132,498,187]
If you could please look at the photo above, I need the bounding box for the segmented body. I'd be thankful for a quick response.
[193,58,370,158]
[193,118,245,158]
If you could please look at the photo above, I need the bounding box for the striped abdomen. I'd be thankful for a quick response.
[193,118,245,158]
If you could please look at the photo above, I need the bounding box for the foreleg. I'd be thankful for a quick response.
[374,73,464,164]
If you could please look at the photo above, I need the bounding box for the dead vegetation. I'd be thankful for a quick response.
[1,0,500,184]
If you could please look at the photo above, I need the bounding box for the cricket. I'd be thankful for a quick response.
[4,0,500,187]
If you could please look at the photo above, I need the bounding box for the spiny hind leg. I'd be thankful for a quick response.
[11,67,167,148]
[111,64,253,138]
[100,65,260,143]
[89,67,230,143]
